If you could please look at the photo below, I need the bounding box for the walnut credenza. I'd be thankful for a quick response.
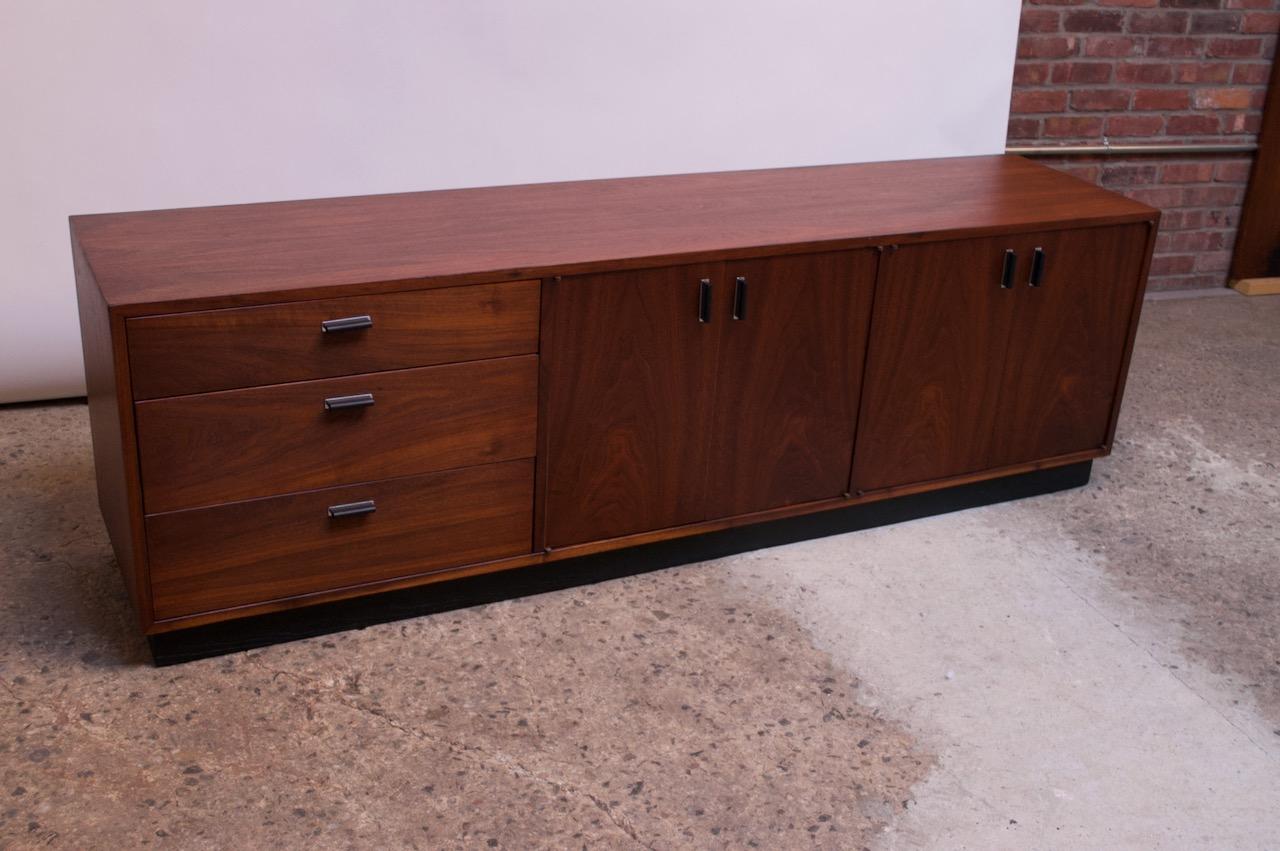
[72,156,1158,655]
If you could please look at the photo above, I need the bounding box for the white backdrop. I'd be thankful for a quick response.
[0,0,1021,403]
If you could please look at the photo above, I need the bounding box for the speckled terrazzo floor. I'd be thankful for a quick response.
[2,293,1279,850]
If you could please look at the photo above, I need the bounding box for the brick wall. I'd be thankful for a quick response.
[1008,0,1278,291]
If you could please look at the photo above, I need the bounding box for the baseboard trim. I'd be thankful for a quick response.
[148,460,1093,665]
[1231,277,1280,296]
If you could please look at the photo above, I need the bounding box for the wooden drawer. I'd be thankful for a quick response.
[127,280,540,399]
[136,355,536,513]
[147,460,534,619]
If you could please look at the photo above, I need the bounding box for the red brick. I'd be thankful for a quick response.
[1213,161,1254,181]
[1153,273,1229,290]
[1206,37,1264,57]
[1161,162,1215,182]
[1150,254,1197,275]
[1226,0,1274,9]
[1102,164,1159,185]
[1183,185,1245,206]
[1221,112,1263,133]
[1167,114,1222,134]
[1166,230,1228,251]
[1242,12,1280,32]
[1063,9,1126,31]
[1147,36,1206,57]
[1206,207,1241,227]
[1014,62,1053,85]
[1174,61,1233,82]
[1125,187,1186,207]
[1011,89,1071,113]
[1106,114,1166,135]
[1160,209,1208,229]
[1134,88,1192,109]
[1008,117,1042,140]
[1029,0,1086,4]
[1164,0,1230,7]
[1193,87,1259,108]
[1195,251,1233,272]
[1098,0,1158,5]
[1116,62,1176,83]
[1231,62,1272,83]
[1018,36,1079,59]
[1043,115,1105,137]
[1083,36,1142,56]
[1021,9,1061,33]
[1071,88,1133,110]
[1051,62,1114,83]
[1129,11,1190,33]
[1191,12,1241,34]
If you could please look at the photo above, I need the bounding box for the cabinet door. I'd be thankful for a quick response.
[851,236,1020,493]
[706,250,877,517]
[990,223,1148,467]
[542,264,723,548]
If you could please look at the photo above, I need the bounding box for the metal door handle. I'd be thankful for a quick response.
[323,392,375,411]
[698,278,712,323]
[321,315,373,333]
[328,499,376,518]
[1029,247,1046,287]
[1000,249,1017,289]
[732,276,748,320]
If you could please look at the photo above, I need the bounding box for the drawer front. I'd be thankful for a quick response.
[148,460,534,619]
[136,355,537,513]
[127,280,540,399]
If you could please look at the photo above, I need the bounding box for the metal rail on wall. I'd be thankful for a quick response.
[1007,142,1258,156]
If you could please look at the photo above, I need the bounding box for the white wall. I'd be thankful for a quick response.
[0,0,1021,403]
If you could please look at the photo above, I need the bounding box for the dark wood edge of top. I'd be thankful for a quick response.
[106,212,1158,318]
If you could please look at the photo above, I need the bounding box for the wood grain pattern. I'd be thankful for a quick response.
[73,230,152,626]
[146,447,1102,633]
[70,156,1155,313]
[542,264,722,548]
[706,250,877,516]
[1231,56,1280,280]
[147,460,534,619]
[851,236,1021,493]
[1102,219,1158,451]
[136,356,536,513]
[127,280,540,399]
[68,155,1160,640]
[991,224,1148,467]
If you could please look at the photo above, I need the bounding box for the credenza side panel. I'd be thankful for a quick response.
[73,230,151,627]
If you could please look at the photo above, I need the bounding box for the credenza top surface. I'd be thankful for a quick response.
[71,155,1155,311]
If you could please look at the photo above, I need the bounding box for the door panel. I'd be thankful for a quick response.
[543,264,722,548]
[707,250,877,517]
[851,236,1020,492]
[991,224,1148,466]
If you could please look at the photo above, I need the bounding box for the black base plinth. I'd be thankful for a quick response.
[148,460,1092,665]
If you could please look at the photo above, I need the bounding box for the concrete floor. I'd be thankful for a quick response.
[1,293,1278,850]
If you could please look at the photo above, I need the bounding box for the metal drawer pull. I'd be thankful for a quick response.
[1028,247,1046,287]
[732,276,748,320]
[327,499,376,518]
[321,315,373,333]
[1000,249,1017,289]
[698,278,712,323]
[323,392,375,411]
